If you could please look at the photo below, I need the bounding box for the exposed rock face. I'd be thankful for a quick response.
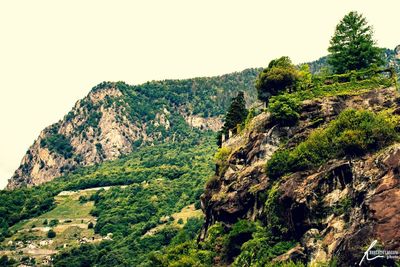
[201,86,400,265]
[395,45,400,60]
[7,83,224,189]
[184,114,223,132]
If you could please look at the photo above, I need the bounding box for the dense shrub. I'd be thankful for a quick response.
[47,229,56,238]
[225,220,257,261]
[49,219,59,227]
[267,109,398,179]
[41,133,74,159]
[269,95,301,126]
[214,147,232,165]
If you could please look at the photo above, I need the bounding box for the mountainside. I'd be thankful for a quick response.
[0,134,216,266]
[2,44,399,266]
[200,86,400,266]
[7,69,260,189]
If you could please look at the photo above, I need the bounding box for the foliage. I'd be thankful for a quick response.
[0,187,56,241]
[290,74,394,102]
[40,133,74,159]
[1,131,216,266]
[49,219,59,227]
[256,57,299,104]
[328,11,384,74]
[0,255,16,266]
[48,134,215,266]
[222,91,248,135]
[296,64,313,90]
[214,147,232,166]
[267,109,398,179]
[115,68,259,124]
[332,197,353,216]
[269,95,301,126]
[264,183,289,237]
[264,261,306,267]
[47,229,56,238]
[224,220,257,261]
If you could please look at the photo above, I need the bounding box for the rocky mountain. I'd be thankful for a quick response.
[200,85,400,266]
[7,69,260,189]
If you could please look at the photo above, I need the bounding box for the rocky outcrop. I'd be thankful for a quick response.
[395,45,400,60]
[184,114,223,132]
[7,82,225,189]
[201,86,400,265]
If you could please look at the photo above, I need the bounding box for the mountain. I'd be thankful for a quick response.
[200,86,400,266]
[147,69,400,266]
[7,69,260,189]
[2,48,399,266]
[7,46,399,190]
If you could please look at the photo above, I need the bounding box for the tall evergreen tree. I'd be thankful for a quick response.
[328,11,384,74]
[223,92,248,135]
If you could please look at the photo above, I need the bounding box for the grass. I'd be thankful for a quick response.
[143,204,203,236]
[170,204,203,227]
[38,193,95,220]
[290,76,394,101]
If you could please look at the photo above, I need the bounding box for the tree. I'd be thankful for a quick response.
[328,11,384,74]
[222,92,248,135]
[269,95,301,126]
[256,57,299,105]
[47,229,56,238]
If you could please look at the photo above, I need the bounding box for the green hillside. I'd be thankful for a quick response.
[0,132,216,266]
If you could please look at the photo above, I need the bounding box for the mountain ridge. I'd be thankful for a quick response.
[7,68,260,189]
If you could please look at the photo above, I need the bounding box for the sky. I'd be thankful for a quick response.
[0,0,399,189]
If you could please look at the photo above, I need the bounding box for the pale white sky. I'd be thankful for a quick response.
[0,0,399,189]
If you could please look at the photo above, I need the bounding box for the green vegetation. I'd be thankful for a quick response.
[269,95,301,126]
[328,11,384,74]
[47,229,56,238]
[40,133,73,159]
[0,255,16,266]
[256,56,300,105]
[222,91,248,135]
[49,219,59,227]
[0,188,55,242]
[267,109,398,179]
[1,132,216,265]
[3,11,400,266]
[213,146,232,175]
[151,217,297,267]
[115,68,258,122]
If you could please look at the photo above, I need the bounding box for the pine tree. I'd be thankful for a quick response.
[328,11,384,74]
[223,92,248,135]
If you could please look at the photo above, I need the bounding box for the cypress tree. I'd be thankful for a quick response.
[223,92,248,136]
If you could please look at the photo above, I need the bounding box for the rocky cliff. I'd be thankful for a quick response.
[201,86,400,266]
[7,69,260,189]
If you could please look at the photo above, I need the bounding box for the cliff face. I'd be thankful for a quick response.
[8,86,168,188]
[201,86,400,266]
[8,69,259,189]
